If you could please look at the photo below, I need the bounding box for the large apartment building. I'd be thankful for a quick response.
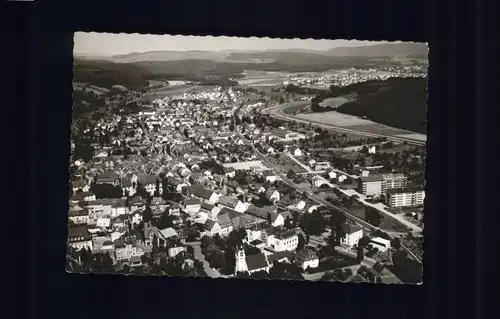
[358,175,384,197]
[385,187,425,207]
[381,173,407,193]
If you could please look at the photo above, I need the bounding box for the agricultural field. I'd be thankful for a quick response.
[319,97,349,109]
[266,154,307,174]
[295,111,373,127]
[348,123,410,136]
[345,203,411,233]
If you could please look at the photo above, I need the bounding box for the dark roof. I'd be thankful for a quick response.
[202,219,218,230]
[67,226,91,241]
[276,229,297,240]
[139,174,157,185]
[342,224,363,235]
[71,180,87,188]
[151,197,167,205]
[68,209,89,217]
[200,202,215,211]
[218,196,239,208]
[184,198,201,206]
[70,191,95,201]
[360,175,384,183]
[386,187,424,195]
[267,251,294,263]
[245,253,269,271]
[189,184,214,200]
[262,170,276,177]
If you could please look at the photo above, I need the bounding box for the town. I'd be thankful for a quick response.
[69,36,426,284]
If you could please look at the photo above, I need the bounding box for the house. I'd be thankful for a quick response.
[129,255,143,268]
[70,191,96,203]
[150,197,168,211]
[131,211,143,225]
[95,170,121,186]
[265,187,280,202]
[361,170,370,177]
[189,185,219,204]
[368,146,376,154]
[129,196,146,213]
[327,170,337,180]
[294,200,306,211]
[96,217,111,230]
[262,170,278,183]
[200,202,221,220]
[358,176,384,197]
[114,237,144,261]
[295,250,319,270]
[338,175,347,183]
[111,200,128,218]
[312,176,326,188]
[246,205,283,227]
[385,187,425,207]
[168,246,186,258]
[138,174,159,196]
[267,251,295,265]
[224,167,236,178]
[68,206,90,225]
[152,208,164,219]
[67,226,93,251]
[266,147,275,154]
[71,180,90,194]
[167,201,181,216]
[184,198,201,214]
[314,162,331,171]
[340,225,363,247]
[216,211,234,236]
[202,219,222,236]
[293,148,303,157]
[370,237,391,252]
[217,195,246,213]
[112,216,126,230]
[267,228,299,252]
[234,247,271,275]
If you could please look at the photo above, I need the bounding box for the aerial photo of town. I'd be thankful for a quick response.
[68,32,427,284]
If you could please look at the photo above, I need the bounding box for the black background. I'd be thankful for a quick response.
[4,0,498,318]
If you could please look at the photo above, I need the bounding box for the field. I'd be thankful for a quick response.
[348,123,411,135]
[295,111,373,127]
[346,204,411,233]
[237,70,287,87]
[378,143,417,154]
[266,154,307,174]
[319,97,349,108]
[281,102,310,115]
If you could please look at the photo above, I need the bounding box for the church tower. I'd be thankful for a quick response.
[234,245,248,275]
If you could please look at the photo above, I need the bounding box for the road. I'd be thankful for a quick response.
[186,242,221,278]
[335,188,423,232]
[235,124,422,264]
[262,104,426,147]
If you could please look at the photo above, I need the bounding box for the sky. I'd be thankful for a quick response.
[74,32,388,57]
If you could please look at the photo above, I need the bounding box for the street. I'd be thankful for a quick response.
[235,125,422,264]
[186,242,221,278]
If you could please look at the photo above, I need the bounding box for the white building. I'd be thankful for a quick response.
[296,250,319,270]
[340,225,363,247]
[385,188,425,207]
[370,237,391,252]
[293,148,303,157]
[67,227,93,251]
[359,176,384,197]
[234,247,271,275]
[262,170,278,183]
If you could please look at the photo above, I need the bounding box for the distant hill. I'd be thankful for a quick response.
[73,59,156,90]
[327,42,428,58]
[335,77,427,134]
[109,50,230,63]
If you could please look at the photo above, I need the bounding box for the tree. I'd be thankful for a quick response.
[208,249,225,270]
[297,233,306,250]
[356,246,365,263]
[186,227,200,242]
[365,206,382,227]
[390,238,402,250]
[269,261,304,280]
[284,216,294,230]
[186,245,194,257]
[286,169,296,179]
[157,212,174,229]
[143,208,153,223]
[358,236,371,248]
[183,128,189,138]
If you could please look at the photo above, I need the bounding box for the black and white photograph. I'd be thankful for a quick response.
[68,32,427,284]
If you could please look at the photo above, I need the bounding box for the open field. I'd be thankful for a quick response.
[295,111,374,127]
[237,70,287,87]
[378,143,418,154]
[348,123,410,135]
[347,206,412,233]
[394,133,427,142]
[266,154,307,174]
[319,97,349,108]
